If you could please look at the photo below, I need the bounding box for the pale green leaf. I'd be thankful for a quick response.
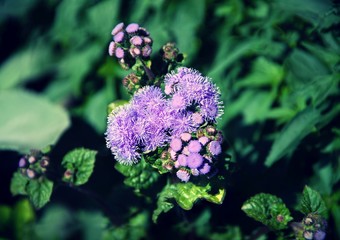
[0,90,70,152]
[265,107,320,166]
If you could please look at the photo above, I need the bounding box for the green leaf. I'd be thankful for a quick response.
[299,185,328,217]
[12,199,35,240]
[0,205,11,231]
[241,193,293,230]
[115,158,159,190]
[10,172,29,196]
[152,182,225,223]
[265,106,320,166]
[0,46,51,90]
[62,148,97,186]
[26,178,54,209]
[0,90,70,152]
[235,57,284,88]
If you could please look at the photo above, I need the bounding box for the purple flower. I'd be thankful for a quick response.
[177,154,187,167]
[169,111,196,136]
[164,67,223,122]
[142,45,152,57]
[199,163,211,175]
[170,137,182,152]
[126,23,139,33]
[176,169,190,182]
[198,136,210,146]
[180,132,191,142]
[113,31,124,43]
[187,153,204,169]
[19,157,27,168]
[171,94,187,110]
[108,41,116,56]
[188,140,202,153]
[130,36,143,45]
[208,141,222,156]
[115,47,125,59]
[314,231,326,240]
[129,47,141,58]
[111,22,124,35]
[191,112,203,125]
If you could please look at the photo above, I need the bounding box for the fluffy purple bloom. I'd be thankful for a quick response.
[170,137,182,152]
[191,112,203,125]
[199,163,211,174]
[106,86,171,164]
[208,141,222,156]
[187,153,204,169]
[164,67,223,122]
[188,140,202,153]
[171,94,187,110]
[114,31,124,43]
[176,169,190,182]
[126,23,139,33]
[177,154,187,167]
[169,111,196,136]
[111,22,124,35]
[19,157,27,168]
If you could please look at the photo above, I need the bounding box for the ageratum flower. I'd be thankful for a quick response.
[164,67,223,122]
[106,86,170,165]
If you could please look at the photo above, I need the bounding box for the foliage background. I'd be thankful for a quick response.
[0,0,339,239]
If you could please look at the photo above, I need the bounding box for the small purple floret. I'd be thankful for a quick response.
[176,169,190,182]
[187,153,204,169]
[108,41,116,56]
[177,154,187,167]
[208,141,222,156]
[114,31,124,43]
[180,132,191,142]
[188,140,202,153]
[130,36,143,45]
[19,157,27,168]
[198,136,210,146]
[115,47,125,59]
[126,23,139,33]
[314,231,326,240]
[142,45,152,57]
[199,163,211,175]
[111,22,124,35]
[170,137,182,152]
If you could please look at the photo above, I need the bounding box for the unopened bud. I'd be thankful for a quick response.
[304,217,313,225]
[40,156,49,168]
[206,125,217,136]
[162,161,173,171]
[64,169,73,179]
[28,156,36,164]
[26,169,36,179]
[19,157,27,168]
[303,231,313,240]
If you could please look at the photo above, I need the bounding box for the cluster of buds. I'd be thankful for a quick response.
[161,42,184,63]
[18,150,50,179]
[122,73,142,94]
[161,125,223,182]
[108,22,153,69]
[291,213,327,240]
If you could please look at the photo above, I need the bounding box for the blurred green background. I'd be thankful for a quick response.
[0,0,339,239]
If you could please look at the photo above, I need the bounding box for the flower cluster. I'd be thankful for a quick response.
[108,22,153,69]
[165,125,223,182]
[18,149,49,179]
[292,213,327,240]
[106,66,224,181]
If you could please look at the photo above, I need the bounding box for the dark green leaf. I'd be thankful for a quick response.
[10,172,29,196]
[0,90,70,152]
[62,148,97,186]
[299,185,328,217]
[26,178,54,209]
[0,205,11,231]
[265,107,320,166]
[241,193,293,230]
[115,158,159,190]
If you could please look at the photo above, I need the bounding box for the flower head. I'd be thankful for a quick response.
[208,141,222,156]
[188,140,202,153]
[187,153,204,169]
[176,169,190,182]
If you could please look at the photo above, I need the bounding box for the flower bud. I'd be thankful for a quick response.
[126,23,139,33]
[206,125,217,136]
[111,22,124,36]
[303,231,313,240]
[64,169,73,180]
[176,169,190,182]
[26,169,36,179]
[40,156,49,168]
[19,157,27,168]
